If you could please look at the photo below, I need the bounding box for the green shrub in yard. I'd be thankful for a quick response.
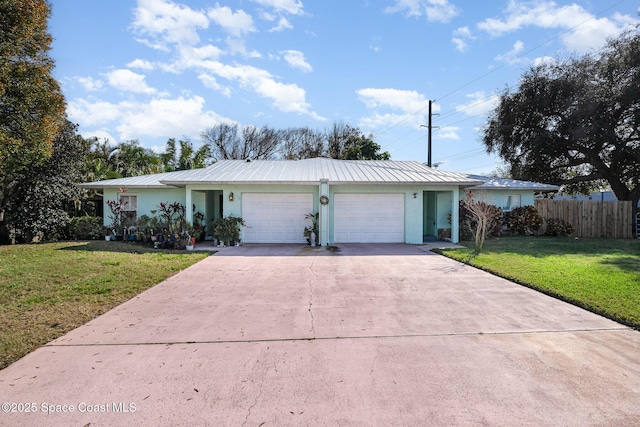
[545,218,574,236]
[68,216,104,240]
[504,205,543,236]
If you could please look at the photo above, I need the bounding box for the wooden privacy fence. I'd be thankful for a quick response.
[534,199,634,239]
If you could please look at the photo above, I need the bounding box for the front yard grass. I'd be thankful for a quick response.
[439,237,640,329]
[0,241,211,370]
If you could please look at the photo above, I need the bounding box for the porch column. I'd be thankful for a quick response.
[185,187,193,224]
[451,187,460,243]
[319,179,329,246]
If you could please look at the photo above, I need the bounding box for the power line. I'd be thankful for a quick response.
[380,0,630,142]
[434,0,628,104]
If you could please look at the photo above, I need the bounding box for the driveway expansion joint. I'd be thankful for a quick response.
[308,254,317,339]
[42,327,632,348]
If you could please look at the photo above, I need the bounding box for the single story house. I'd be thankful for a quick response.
[81,158,559,245]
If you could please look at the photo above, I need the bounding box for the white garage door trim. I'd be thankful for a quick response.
[242,193,313,243]
[333,193,405,243]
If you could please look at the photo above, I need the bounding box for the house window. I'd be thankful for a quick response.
[119,194,137,223]
[501,195,521,211]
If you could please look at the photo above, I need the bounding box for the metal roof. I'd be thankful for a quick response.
[80,171,183,189]
[81,158,483,188]
[466,174,560,192]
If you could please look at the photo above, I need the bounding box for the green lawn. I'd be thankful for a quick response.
[439,237,640,329]
[0,241,212,370]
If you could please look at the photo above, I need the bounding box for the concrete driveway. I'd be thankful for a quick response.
[1,244,639,426]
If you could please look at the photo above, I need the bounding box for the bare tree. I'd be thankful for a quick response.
[201,123,241,160]
[202,123,282,160]
[241,125,281,159]
[461,191,503,254]
[326,121,360,159]
[280,127,325,159]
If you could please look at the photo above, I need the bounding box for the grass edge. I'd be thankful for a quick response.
[433,247,640,331]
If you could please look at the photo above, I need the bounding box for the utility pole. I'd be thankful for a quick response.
[427,100,433,167]
[421,100,439,167]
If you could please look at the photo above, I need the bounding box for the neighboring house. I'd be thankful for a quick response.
[464,174,560,210]
[81,158,557,245]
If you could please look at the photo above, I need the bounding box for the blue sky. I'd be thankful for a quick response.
[48,0,639,174]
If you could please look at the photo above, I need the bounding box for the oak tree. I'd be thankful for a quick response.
[483,30,640,207]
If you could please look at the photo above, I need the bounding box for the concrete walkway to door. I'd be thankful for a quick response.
[1,244,639,426]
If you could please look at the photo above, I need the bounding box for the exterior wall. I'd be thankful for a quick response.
[103,183,465,244]
[460,189,535,210]
[328,185,419,244]
[102,188,186,227]
[203,184,320,244]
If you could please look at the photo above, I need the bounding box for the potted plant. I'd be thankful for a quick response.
[148,215,162,242]
[212,215,246,247]
[303,212,319,246]
[193,211,206,242]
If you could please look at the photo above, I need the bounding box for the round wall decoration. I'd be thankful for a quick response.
[319,195,330,205]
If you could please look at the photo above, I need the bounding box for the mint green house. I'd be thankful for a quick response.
[81,158,557,245]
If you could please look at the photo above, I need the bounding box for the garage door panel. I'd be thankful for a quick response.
[242,193,312,243]
[334,193,405,243]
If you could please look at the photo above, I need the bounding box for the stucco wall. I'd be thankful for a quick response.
[328,184,430,245]
[103,188,187,227]
[459,189,535,210]
[104,183,465,244]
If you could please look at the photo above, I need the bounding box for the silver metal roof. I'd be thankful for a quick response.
[160,158,482,186]
[81,158,484,188]
[80,171,183,189]
[466,174,559,192]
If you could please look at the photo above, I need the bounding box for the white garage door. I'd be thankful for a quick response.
[242,193,313,243]
[333,193,405,243]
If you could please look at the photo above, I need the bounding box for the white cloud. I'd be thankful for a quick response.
[249,0,304,16]
[132,0,209,48]
[386,0,459,23]
[67,98,121,126]
[198,62,324,120]
[425,0,459,23]
[477,1,639,53]
[357,88,432,128]
[68,95,231,141]
[437,126,460,140]
[281,50,312,72]
[176,44,224,68]
[358,88,430,112]
[116,96,228,139]
[105,69,157,95]
[127,59,155,70]
[268,16,293,32]
[495,40,525,64]
[198,73,232,97]
[532,55,556,67]
[76,76,103,91]
[451,37,468,52]
[208,6,255,37]
[83,130,118,144]
[455,91,500,117]
[91,0,323,133]
[452,26,474,52]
